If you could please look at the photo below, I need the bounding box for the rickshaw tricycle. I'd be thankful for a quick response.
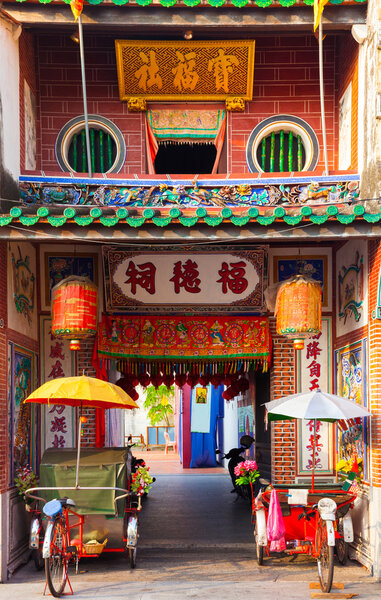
[253,483,356,593]
[26,447,142,597]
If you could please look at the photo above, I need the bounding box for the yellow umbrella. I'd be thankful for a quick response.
[25,375,138,488]
[24,375,138,410]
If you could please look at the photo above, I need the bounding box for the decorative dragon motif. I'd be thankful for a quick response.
[19,179,360,208]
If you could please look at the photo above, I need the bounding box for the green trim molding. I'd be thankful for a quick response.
[15,0,367,6]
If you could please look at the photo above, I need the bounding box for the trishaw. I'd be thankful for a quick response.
[26,447,142,597]
[253,483,356,593]
[251,389,371,593]
[23,375,142,597]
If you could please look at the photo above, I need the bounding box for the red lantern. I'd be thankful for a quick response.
[51,276,97,351]
[275,274,321,350]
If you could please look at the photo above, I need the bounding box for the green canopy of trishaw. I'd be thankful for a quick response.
[39,448,130,516]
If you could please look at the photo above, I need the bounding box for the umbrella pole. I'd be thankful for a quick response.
[311,418,316,492]
[75,409,83,489]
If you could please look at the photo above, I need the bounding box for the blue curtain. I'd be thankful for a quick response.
[190,385,223,468]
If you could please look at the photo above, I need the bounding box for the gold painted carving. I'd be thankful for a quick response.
[127,97,147,112]
[225,97,245,112]
[115,40,255,102]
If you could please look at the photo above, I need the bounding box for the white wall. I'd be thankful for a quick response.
[0,16,20,182]
[222,398,238,470]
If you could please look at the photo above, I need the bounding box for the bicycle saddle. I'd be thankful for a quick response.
[43,497,76,517]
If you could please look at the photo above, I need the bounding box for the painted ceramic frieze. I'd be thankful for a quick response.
[19,179,360,208]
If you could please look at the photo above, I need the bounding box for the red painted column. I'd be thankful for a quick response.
[182,384,192,468]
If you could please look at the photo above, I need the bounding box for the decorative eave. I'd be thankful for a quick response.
[2,173,380,229]
[2,0,367,9]
[1,1,366,30]
[4,201,378,228]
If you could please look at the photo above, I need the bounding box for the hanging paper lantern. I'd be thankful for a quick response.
[275,274,321,350]
[51,275,98,351]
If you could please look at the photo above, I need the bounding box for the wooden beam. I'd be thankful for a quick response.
[0,4,366,31]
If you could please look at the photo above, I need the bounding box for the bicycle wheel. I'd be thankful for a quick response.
[255,522,264,565]
[45,517,68,598]
[316,520,334,593]
[129,547,137,568]
[32,548,44,571]
[335,519,348,565]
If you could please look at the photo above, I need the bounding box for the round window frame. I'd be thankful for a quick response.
[245,115,320,174]
[55,115,126,174]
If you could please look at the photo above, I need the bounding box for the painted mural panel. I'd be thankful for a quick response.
[269,246,332,312]
[335,339,368,480]
[338,83,352,171]
[24,80,36,170]
[41,317,75,450]
[39,244,100,312]
[8,343,38,482]
[7,242,38,340]
[336,239,368,338]
[296,318,334,476]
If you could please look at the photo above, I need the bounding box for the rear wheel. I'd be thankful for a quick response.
[317,520,334,593]
[335,519,348,565]
[255,522,264,565]
[45,517,68,598]
[129,547,137,568]
[32,548,44,571]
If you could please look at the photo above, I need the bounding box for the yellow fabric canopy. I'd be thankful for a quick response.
[24,375,138,410]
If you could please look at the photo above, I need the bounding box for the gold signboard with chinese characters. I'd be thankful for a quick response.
[115,40,255,102]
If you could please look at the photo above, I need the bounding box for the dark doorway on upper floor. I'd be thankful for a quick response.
[154,142,217,175]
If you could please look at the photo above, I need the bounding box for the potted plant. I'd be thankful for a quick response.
[14,465,38,511]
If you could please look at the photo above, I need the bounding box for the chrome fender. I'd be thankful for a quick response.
[29,517,40,549]
[255,509,268,547]
[127,516,138,548]
[42,521,54,559]
[342,513,354,543]
[326,520,336,547]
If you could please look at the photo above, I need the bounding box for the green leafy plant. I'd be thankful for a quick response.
[14,465,38,501]
[143,384,174,426]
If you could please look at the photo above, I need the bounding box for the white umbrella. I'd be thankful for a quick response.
[264,389,371,491]
[265,389,371,422]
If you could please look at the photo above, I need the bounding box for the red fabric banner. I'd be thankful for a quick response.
[97,314,271,369]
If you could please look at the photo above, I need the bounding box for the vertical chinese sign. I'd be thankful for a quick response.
[41,317,75,450]
[296,317,334,477]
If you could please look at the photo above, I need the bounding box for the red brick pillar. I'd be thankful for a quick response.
[77,338,97,448]
[368,241,381,487]
[0,242,8,493]
[269,318,296,484]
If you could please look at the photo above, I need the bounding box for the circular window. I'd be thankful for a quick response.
[55,115,126,174]
[246,115,319,174]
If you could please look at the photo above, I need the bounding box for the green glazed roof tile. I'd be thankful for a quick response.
[152,216,173,227]
[74,216,94,226]
[100,216,119,226]
[47,216,67,227]
[204,216,223,226]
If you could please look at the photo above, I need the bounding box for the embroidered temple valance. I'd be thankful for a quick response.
[96,314,271,372]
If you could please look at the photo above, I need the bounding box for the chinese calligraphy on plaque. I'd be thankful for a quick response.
[115,40,255,101]
[296,318,333,476]
[103,247,265,313]
[41,317,74,450]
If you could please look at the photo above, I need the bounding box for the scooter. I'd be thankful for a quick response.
[216,435,256,501]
